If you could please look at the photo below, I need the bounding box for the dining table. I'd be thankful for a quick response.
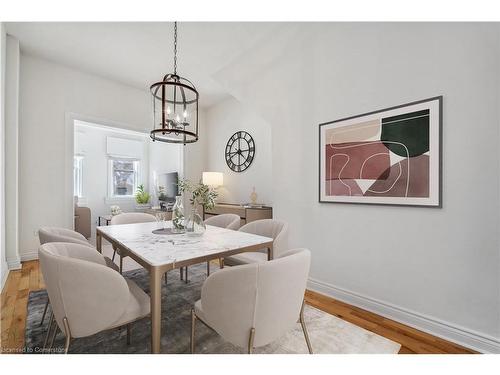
[95,220,274,354]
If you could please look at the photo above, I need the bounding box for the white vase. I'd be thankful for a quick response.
[185,207,206,237]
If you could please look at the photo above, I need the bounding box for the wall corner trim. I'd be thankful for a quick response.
[307,277,500,354]
[6,257,21,270]
[1,269,10,293]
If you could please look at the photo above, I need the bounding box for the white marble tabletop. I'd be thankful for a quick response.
[97,221,273,267]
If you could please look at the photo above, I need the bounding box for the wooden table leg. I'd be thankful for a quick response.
[96,231,102,253]
[267,244,274,260]
[150,266,162,354]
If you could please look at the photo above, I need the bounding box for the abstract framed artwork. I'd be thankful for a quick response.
[319,96,442,207]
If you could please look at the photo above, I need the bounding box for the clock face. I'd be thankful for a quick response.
[225,131,255,172]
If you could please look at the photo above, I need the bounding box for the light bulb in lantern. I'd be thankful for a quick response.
[183,110,188,119]
[166,106,172,115]
[176,114,181,122]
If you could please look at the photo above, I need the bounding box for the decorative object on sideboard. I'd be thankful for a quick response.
[319,96,442,207]
[135,184,152,210]
[178,178,219,236]
[110,205,122,216]
[250,186,258,205]
[225,131,255,172]
[150,22,199,145]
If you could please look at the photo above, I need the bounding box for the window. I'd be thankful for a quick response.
[109,158,139,197]
[73,156,84,197]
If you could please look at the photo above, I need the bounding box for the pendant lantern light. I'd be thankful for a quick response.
[150,22,199,144]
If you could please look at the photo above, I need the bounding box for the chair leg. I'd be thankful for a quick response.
[49,321,59,349]
[206,261,210,276]
[190,309,196,354]
[180,267,184,281]
[119,254,123,274]
[300,301,313,354]
[49,323,59,348]
[184,266,189,283]
[43,312,54,349]
[39,300,49,326]
[112,247,117,262]
[219,258,224,269]
[248,328,255,354]
[126,324,131,345]
[164,272,168,286]
[62,317,72,354]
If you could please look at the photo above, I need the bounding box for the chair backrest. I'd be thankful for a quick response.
[204,214,241,230]
[110,212,156,225]
[200,248,310,349]
[38,227,92,247]
[238,219,288,257]
[39,242,130,338]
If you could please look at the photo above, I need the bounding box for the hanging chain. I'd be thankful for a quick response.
[173,21,178,75]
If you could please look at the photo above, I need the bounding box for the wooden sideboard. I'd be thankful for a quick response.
[203,203,272,226]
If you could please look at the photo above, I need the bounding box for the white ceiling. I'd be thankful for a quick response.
[5,22,280,108]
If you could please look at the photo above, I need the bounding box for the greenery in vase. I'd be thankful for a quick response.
[177,178,218,211]
[135,184,151,204]
[172,204,185,230]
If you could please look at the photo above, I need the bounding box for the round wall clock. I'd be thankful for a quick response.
[225,131,255,172]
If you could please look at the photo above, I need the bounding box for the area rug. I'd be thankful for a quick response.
[24,264,401,354]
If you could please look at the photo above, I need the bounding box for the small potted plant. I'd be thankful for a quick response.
[135,184,151,211]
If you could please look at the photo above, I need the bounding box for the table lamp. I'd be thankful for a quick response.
[202,172,223,187]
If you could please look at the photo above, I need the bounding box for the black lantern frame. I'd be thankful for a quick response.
[150,73,199,144]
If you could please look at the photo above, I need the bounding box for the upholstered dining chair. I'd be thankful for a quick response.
[37,227,120,327]
[203,214,241,276]
[190,248,312,354]
[222,219,288,267]
[109,212,156,273]
[39,242,150,353]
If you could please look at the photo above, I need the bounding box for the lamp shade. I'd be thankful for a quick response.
[202,172,223,187]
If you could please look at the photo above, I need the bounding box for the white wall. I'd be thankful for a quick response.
[17,53,206,258]
[0,23,8,289]
[182,109,208,208]
[4,34,21,270]
[206,97,272,204]
[214,23,500,352]
[18,54,153,258]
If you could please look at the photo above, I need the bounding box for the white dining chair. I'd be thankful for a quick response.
[203,214,241,276]
[39,242,150,353]
[191,248,312,354]
[39,227,118,270]
[37,227,120,327]
[223,219,288,266]
[109,212,156,273]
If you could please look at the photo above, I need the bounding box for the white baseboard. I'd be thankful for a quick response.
[7,257,21,270]
[20,250,38,262]
[307,277,500,354]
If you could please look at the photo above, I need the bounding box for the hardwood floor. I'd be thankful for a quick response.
[1,260,475,354]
